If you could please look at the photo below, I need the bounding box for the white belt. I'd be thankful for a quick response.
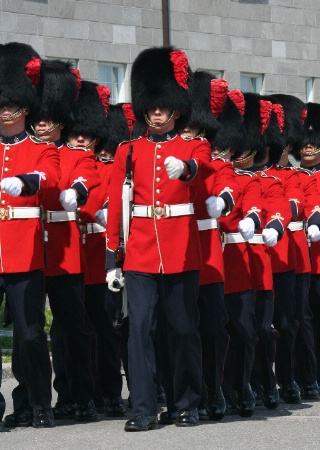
[197,218,218,231]
[45,210,77,223]
[84,223,106,234]
[132,203,194,219]
[287,221,305,232]
[222,232,265,245]
[0,206,42,220]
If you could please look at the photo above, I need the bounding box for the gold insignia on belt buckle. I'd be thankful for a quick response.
[0,208,8,220]
[152,206,165,219]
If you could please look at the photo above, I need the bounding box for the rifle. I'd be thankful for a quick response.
[112,143,133,329]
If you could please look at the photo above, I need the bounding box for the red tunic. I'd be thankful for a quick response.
[106,134,212,274]
[0,133,60,273]
[219,170,263,294]
[41,144,100,276]
[250,172,290,291]
[79,160,113,285]
[193,157,240,285]
[305,165,320,274]
[262,165,304,273]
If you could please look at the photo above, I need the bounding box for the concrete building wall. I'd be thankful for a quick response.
[1,0,320,102]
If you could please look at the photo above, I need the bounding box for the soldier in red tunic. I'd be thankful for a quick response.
[248,94,307,404]
[106,47,212,431]
[28,64,101,422]
[0,43,60,428]
[234,93,292,410]
[79,103,141,418]
[161,73,241,423]
[295,102,320,396]
[272,97,320,401]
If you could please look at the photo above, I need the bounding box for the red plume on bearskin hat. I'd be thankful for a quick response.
[101,103,146,155]
[209,89,246,158]
[242,93,271,163]
[27,59,79,129]
[299,102,320,159]
[65,80,110,151]
[187,71,224,136]
[0,42,42,108]
[266,94,306,159]
[130,46,193,130]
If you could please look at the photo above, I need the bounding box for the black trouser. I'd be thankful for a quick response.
[85,283,123,400]
[125,270,202,416]
[294,273,317,386]
[309,274,320,384]
[47,274,94,405]
[198,282,229,393]
[273,270,298,386]
[251,290,278,392]
[224,289,258,392]
[0,346,6,421]
[1,270,52,412]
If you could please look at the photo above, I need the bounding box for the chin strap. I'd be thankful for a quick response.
[234,150,257,164]
[0,107,27,122]
[144,110,175,128]
[31,122,60,136]
[211,148,230,160]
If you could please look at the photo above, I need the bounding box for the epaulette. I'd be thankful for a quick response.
[180,135,208,142]
[260,171,281,181]
[118,137,142,147]
[212,156,228,162]
[276,164,297,171]
[296,166,313,175]
[234,168,255,177]
[29,135,54,145]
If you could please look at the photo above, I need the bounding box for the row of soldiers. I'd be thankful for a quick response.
[1,41,320,432]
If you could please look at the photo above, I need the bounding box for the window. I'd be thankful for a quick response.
[209,70,224,79]
[240,73,263,93]
[306,78,314,102]
[98,63,126,104]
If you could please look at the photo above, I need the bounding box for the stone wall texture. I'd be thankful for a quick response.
[1,0,320,101]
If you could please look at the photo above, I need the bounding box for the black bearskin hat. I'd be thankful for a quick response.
[65,80,110,151]
[260,95,286,164]
[0,42,42,108]
[102,103,145,154]
[28,59,80,128]
[295,101,317,161]
[188,71,223,136]
[209,89,246,158]
[301,102,320,154]
[243,93,268,163]
[267,94,306,158]
[130,46,193,130]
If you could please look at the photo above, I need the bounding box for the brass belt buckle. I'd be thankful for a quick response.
[152,206,164,219]
[0,208,8,220]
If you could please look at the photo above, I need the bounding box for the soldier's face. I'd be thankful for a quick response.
[33,120,63,142]
[180,126,201,140]
[68,133,96,150]
[146,107,180,133]
[300,143,320,166]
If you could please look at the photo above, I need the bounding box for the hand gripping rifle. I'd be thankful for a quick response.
[113,143,133,329]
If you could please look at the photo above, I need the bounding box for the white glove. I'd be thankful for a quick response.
[238,217,255,241]
[1,177,23,196]
[107,268,125,292]
[59,189,78,212]
[205,196,225,218]
[164,156,184,179]
[95,208,108,228]
[308,225,320,242]
[262,228,279,247]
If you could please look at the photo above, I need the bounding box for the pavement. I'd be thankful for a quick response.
[1,366,320,450]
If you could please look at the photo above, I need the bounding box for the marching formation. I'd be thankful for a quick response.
[1,41,320,434]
